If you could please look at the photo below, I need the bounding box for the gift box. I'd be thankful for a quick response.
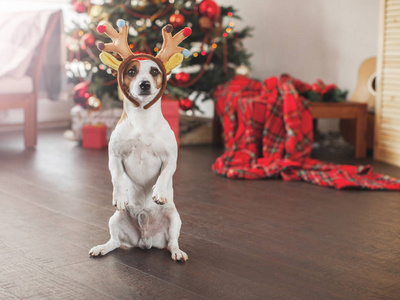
[161,97,179,145]
[82,124,108,149]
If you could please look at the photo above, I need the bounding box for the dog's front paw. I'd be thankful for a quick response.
[152,188,167,205]
[89,244,108,257]
[171,249,188,262]
[113,191,129,211]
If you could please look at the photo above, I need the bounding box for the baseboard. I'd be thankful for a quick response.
[0,120,70,132]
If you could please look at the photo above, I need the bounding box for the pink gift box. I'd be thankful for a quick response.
[161,97,179,145]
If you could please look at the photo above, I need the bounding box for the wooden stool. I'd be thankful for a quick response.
[310,102,368,159]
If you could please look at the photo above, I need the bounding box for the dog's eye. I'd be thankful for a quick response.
[127,68,137,77]
[150,69,159,77]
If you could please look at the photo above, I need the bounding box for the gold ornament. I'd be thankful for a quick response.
[130,0,147,10]
[89,5,102,18]
[89,5,109,23]
[235,64,250,76]
[87,96,102,110]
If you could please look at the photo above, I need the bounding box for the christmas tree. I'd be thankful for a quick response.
[66,0,252,112]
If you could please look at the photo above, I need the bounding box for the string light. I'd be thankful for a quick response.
[212,43,217,49]
[201,51,206,56]
[193,52,198,57]
[223,32,228,38]
[129,44,134,49]
[229,22,235,27]
[154,47,159,52]
[78,30,83,36]
[227,12,233,17]
[226,28,232,33]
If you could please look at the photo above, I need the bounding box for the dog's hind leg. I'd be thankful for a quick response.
[166,209,188,262]
[89,211,125,257]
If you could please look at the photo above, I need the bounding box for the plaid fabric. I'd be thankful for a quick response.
[212,75,400,190]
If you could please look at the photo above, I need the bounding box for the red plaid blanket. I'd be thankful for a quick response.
[212,75,400,190]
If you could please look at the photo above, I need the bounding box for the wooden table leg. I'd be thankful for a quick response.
[213,110,223,145]
[355,108,367,159]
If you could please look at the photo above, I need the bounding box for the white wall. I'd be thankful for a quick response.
[218,0,380,131]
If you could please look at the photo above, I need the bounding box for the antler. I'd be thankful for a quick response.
[156,24,192,63]
[96,20,133,60]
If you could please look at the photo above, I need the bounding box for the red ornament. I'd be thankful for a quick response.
[179,98,194,111]
[169,13,185,27]
[73,82,91,107]
[81,33,95,49]
[198,0,220,22]
[73,1,87,13]
[175,72,190,84]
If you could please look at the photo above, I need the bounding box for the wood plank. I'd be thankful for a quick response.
[1,128,400,299]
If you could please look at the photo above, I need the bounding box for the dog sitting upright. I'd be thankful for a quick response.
[89,20,191,262]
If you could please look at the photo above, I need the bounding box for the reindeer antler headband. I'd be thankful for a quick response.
[96,20,192,109]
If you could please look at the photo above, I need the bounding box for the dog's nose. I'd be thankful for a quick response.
[139,81,151,91]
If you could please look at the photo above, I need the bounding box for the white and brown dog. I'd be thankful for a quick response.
[89,21,191,261]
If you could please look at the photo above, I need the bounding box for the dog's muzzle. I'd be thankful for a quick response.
[139,81,151,95]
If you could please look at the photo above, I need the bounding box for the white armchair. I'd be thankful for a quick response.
[0,11,60,148]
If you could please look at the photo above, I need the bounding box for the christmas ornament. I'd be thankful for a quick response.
[87,95,102,110]
[81,33,95,49]
[130,0,147,11]
[199,16,213,31]
[179,98,194,111]
[235,64,250,76]
[72,82,91,106]
[73,1,87,13]
[89,5,102,19]
[198,0,220,22]
[175,72,190,84]
[169,13,185,27]
[89,5,109,23]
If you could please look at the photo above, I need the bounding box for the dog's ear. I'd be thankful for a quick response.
[99,52,122,71]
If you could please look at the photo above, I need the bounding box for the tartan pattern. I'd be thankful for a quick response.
[212,75,400,190]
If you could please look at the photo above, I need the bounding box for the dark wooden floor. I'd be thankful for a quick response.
[1,128,400,299]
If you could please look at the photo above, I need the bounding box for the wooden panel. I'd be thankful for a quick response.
[375,0,400,167]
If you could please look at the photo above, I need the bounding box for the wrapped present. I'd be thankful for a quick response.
[82,124,107,149]
[161,97,179,145]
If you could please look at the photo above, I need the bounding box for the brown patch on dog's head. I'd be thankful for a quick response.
[149,66,163,90]
[121,60,141,95]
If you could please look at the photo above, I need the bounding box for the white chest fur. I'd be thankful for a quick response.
[108,100,177,205]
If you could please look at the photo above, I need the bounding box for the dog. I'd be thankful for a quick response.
[89,57,188,262]
[89,21,191,262]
